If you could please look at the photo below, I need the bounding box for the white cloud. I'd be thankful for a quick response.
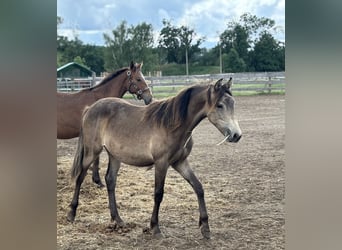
[58,0,285,47]
[104,3,116,9]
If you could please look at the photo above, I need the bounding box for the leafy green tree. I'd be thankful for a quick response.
[220,13,277,71]
[57,37,84,64]
[128,22,158,73]
[158,19,204,64]
[193,48,219,66]
[252,32,284,71]
[103,21,157,73]
[103,21,130,70]
[73,56,87,67]
[220,24,249,64]
[158,20,181,63]
[223,48,246,72]
[57,16,105,74]
[80,45,105,74]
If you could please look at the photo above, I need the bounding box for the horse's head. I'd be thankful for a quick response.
[127,61,153,104]
[207,78,242,143]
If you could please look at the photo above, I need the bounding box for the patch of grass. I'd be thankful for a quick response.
[123,83,285,100]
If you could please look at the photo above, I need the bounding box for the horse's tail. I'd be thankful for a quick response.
[71,126,84,180]
[71,108,90,180]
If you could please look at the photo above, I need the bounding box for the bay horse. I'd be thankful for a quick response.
[67,78,242,239]
[57,61,152,187]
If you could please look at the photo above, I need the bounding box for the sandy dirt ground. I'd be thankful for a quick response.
[57,95,285,249]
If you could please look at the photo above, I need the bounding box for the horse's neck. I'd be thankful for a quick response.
[92,74,127,99]
[179,90,208,135]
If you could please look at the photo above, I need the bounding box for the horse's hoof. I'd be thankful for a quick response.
[201,226,211,239]
[67,211,75,222]
[97,183,105,188]
[92,178,105,188]
[151,226,164,239]
[116,221,126,228]
[152,232,164,240]
[110,218,126,228]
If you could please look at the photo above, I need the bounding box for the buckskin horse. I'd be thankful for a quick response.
[57,62,152,187]
[67,78,242,239]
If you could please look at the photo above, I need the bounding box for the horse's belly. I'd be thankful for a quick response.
[105,143,154,166]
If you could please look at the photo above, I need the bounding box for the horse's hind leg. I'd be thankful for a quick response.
[91,156,105,188]
[105,153,124,226]
[67,166,88,222]
[67,146,101,222]
[172,159,210,239]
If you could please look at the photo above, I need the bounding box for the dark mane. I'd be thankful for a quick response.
[87,67,128,91]
[144,85,204,130]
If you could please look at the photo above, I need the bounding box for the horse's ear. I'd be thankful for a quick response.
[130,61,135,70]
[137,62,143,70]
[214,78,224,91]
[224,77,233,90]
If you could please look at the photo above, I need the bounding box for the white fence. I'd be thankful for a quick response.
[146,72,285,94]
[57,77,98,92]
[57,72,285,94]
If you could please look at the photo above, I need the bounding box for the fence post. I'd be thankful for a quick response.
[92,72,96,87]
[150,79,153,93]
[66,80,70,92]
[268,76,272,94]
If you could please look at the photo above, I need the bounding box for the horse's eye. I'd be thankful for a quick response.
[216,104,223,109]
[137,78,141,82]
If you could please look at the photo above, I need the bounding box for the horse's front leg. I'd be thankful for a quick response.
[106,154,124,226]
[91,156,105,188]
[150,162,168,238]
[172,159,210,239]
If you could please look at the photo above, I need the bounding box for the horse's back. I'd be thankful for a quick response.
[83,97,144,129]
[57,92,84,139]
[88,97,143,115]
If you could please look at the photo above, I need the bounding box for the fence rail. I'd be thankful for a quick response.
[57,72,285,95]
[57,77,97,92]
[146,72,285,95]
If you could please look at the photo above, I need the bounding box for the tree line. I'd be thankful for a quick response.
[57,13,285,76]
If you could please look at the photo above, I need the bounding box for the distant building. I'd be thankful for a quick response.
[57,62,95,79]
[57,62,96,92]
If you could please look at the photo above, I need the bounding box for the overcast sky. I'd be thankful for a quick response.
[57,0,285,48]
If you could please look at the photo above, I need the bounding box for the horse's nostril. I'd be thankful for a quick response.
[233,134,242,142]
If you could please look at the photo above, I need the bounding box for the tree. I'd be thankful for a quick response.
[103,21,157,73]
[220,13,278,71]
[252,32,284,71]
[220,24,249,64]
[128,22,158,73]
[80,45,105,74]
[73,56,87,67]
[158,19,204,64]
[194,48,219,66]
[57,16,106,74]
[57,37,84,65]
[158,20,182,64]
[223,48,246,73]
[103,21,130,70]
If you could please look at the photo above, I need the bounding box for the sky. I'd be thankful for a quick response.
[57,0,285,49]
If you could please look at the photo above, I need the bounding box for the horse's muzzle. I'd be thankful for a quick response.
[140,88,153,105]
[142,94,152,105]
[228,133,242,143]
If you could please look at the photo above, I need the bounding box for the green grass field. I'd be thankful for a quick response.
[123,83,285,100]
